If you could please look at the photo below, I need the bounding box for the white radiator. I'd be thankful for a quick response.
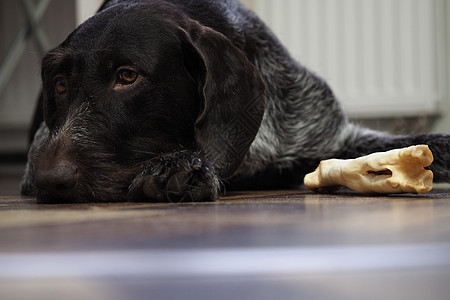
[253,0,447,118]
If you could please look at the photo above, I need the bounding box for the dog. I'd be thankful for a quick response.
[21,0,450,203]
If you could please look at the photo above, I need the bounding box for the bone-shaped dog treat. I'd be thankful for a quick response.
[304,145,434,194]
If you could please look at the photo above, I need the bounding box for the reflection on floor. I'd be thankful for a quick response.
[1,176,449,300]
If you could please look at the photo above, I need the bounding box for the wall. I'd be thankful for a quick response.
[75,0,104,25]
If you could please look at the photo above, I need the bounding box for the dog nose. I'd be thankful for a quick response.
[35,160,78,196]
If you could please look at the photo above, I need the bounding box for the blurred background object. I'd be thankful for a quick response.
[0,0,103,180]
[244,0,450,134]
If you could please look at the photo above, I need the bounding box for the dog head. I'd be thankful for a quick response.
[22,2,265,202]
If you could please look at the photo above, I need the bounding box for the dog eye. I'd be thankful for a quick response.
[55,78,68,95]
[117,69,138,85]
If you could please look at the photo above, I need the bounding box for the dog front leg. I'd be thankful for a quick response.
[128,151,222,202]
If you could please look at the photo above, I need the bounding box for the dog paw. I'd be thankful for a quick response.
[128,152,221,202]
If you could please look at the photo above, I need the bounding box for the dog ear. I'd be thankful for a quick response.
[180,24,266,179]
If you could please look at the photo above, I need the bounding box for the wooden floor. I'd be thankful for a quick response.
[1,176,450,300]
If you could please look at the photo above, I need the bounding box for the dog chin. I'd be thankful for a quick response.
[35,190,87,204]
[35,183,129,203]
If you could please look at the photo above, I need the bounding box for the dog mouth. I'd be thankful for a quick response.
[35,177,131,203]
[33,162,140,203]
[36,189,87,204]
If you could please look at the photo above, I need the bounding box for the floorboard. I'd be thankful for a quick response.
[1,176,449,300]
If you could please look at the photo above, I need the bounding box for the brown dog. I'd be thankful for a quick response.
[22,0,450,202]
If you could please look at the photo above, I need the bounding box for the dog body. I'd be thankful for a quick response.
[22,0,450,202]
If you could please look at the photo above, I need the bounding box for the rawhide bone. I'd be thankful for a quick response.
[304,145,434,194]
